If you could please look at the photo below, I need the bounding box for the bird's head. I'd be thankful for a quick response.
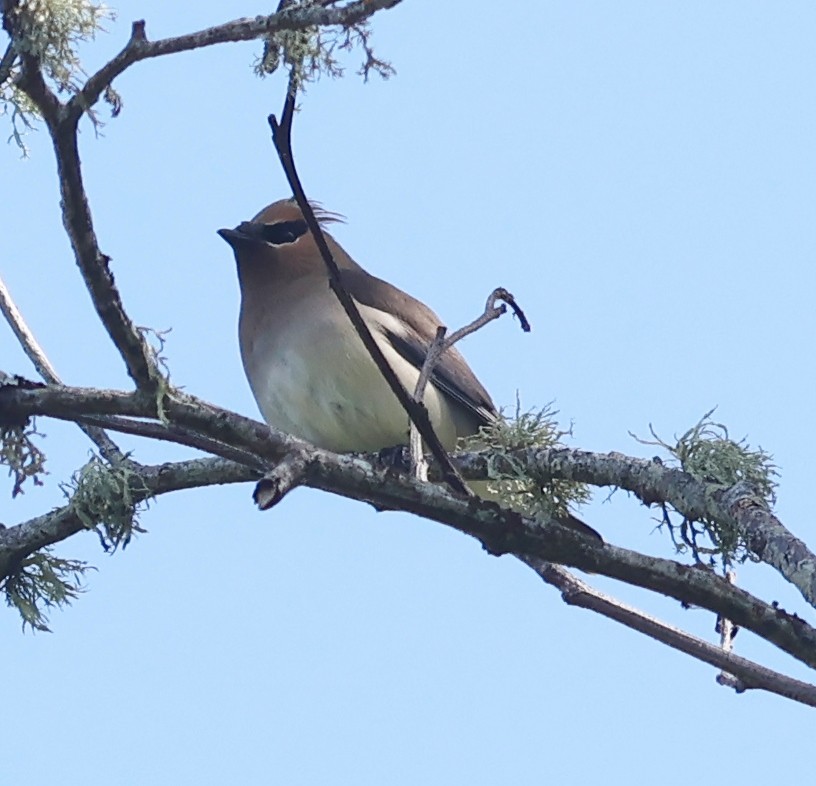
[218,198,344,258]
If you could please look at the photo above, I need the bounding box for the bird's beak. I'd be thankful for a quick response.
[217,223,265,249]
[217,227,243,248]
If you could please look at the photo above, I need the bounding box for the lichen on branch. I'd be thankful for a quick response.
[2,0,115,150]
[1,419,46,497]
[633,409,778,564]
[2,548,91,631]
[9,0,113,90]
[254,0,394,86]
[63,456,149,551]
[462,400,592,520]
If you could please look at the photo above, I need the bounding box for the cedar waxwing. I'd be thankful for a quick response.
[219,198,601,542]
[218,198,497,453]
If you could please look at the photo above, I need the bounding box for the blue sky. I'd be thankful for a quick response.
[3,1,815,783]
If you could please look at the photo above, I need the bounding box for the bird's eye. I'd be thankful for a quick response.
[259,219,309,245]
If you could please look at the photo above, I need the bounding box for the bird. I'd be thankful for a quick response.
[218,198,496,454]
[218,198,601,542]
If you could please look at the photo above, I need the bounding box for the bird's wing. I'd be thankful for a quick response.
[338,268,498,429]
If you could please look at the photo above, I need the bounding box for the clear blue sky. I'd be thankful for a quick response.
[3,1,815,783]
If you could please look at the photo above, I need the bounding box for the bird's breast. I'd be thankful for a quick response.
[239,287,459,452]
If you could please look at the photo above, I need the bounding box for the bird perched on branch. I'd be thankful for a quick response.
[219,198,601,542]
[218,198,497,453]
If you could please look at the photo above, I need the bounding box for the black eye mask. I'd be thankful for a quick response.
[258,219,309,245]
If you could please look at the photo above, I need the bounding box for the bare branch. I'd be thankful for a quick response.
[0,381,149,421]
[0,278,59,382]
[268,93,471,497]
[48,124,160,389]
[0,274,125,463]
[408,288,530,479]
[75,414,267,471]
[410,325,446,481]
[13,57,161,390]
[446,287,531,347]
[73,1,403,115]
[521,557,816,708]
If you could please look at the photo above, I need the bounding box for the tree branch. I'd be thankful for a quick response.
[75,414,268,471]
[6,401,814,704]
[73,1,403,115]
[13,56,160,390]
[3,380,816,671]
[6,380,809,624]
[456,445,816,610]
[0,456,255,578]
[0,274,125,463]
[521,557,816,708]
[254,450,312,509]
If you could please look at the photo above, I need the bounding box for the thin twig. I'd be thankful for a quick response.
[415,288,530,401]
[410,325,447,481]
[0,277,60,381]
[447,287,530,346]
[0,274,125,463]
[268,92,470,497]
[521,556,816,708]
[408,289,530,482]
[75,414,267,471]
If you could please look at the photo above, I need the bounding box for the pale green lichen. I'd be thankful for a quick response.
[3,449,152,631]
[462,400,592,521]
[136,325,173,423]
[254,2,393,87]
[255,21,334,88]
[1,420,47,497]
[3,549,92,632]
[0,88,38,155]
[63,456,149,552]
[2,0,114,152]
[12,0,114,90]
[632,409,778,564]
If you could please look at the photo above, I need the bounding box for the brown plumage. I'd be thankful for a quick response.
[219,198,497,454]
